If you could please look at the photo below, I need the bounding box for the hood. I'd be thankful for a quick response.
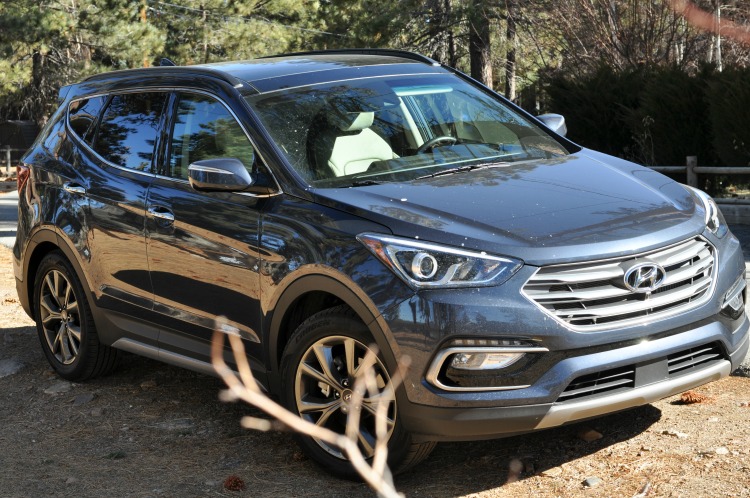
[311,151,706,265]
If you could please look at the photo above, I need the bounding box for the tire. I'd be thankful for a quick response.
[33,251,120,381]
[280,305,435,478]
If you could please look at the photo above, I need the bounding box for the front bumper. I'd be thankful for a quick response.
[399,312,748,441]
[382,229,748,441]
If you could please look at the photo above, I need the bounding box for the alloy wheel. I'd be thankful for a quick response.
[294,335,396,459]
[38,269,81,365]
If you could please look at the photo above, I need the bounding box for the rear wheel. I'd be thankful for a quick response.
[281,306,435,478]
[33,252,120,381]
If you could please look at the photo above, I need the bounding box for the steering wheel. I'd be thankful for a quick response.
[416,135,457,154]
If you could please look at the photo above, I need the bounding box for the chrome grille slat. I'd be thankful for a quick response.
[667,346,715,365]
[667,344,722,374]
[524,238,716,330]
[668,353,720,374]
[527,285,632,302]
[559,377,634,399]
[558,366,636,401]
[653,240,708,267]
[550,273,712,319]
[660,255,713,286]
[525,266,622,284]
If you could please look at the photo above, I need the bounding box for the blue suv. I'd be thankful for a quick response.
[14,49,749,476]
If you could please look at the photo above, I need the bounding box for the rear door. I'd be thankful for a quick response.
[83,91,168,346]
[146,90,267,369]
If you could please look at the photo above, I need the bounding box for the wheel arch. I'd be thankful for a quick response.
[21,228,93,323]
[266,272,403,395]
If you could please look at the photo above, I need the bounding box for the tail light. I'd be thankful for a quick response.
[17,164,30,194]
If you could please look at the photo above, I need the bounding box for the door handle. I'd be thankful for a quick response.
[63,182,86,195]
[147,206,175,223]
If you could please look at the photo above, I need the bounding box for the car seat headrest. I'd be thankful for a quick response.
[328,110,375,132]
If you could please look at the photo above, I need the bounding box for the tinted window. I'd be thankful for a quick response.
[94,93,167,171]
[68,96,107,145]
[169,93,254,180]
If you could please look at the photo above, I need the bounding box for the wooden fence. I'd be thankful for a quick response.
[650,156,750,224]
[2,147,26,174]
[650,156,750,198]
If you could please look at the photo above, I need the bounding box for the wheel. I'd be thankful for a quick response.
[281,306,435,478]
[416,135,457,153]
[33,251,120,381]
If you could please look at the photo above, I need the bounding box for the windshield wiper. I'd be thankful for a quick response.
[415,161,509,180]
[349,179,382,187]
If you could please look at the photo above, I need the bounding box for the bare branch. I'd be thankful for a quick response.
[211,317,406,498]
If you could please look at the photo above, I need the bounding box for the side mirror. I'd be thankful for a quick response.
[537,113,567,137]
[188,158,253,192]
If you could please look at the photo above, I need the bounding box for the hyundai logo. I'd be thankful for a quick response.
[623,262,666,293]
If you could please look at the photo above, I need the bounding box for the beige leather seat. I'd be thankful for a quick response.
[307,109,397,179]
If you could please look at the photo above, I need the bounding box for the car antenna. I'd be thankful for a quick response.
[160,58,177,67]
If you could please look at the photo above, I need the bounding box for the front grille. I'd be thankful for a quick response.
[667,343,723,376]
[558,366,635,402]
[523,237,715,330]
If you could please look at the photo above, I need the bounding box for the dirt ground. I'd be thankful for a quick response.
[1,246,749,498]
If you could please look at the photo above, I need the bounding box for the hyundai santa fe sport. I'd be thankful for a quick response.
[15,49,749,476]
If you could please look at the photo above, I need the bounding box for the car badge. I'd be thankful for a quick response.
[622,262,666,294]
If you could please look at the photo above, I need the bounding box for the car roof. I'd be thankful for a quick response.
[83,50,450,95]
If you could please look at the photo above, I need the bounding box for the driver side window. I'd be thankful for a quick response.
[168,93,254,180]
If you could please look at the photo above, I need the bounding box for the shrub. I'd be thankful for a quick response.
[707,67,750,166]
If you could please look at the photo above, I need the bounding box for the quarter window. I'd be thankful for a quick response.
[68,96,107,145]
[94,93,167,172]
[169,93,254,180]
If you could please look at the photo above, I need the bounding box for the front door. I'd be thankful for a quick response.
[146,91,265,369]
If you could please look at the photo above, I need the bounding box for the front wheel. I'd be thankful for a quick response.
[33,251,120,381]
[281,306,435,478]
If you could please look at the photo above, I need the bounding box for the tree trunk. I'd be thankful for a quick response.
[427,0,447,63]
[469,1,492,87]
[715,3,722,72]
[202,4,209,64]
[140,2,150,68]
[505,0,518,100]
[31,50,47,124]
[446,0,457,67]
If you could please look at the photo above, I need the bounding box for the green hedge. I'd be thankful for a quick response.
[543,65,750,167]
[707,67,750,167]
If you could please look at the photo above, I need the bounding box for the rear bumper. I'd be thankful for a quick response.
[400,313,749,442]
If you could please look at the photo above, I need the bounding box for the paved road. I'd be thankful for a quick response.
[0,190,747,370]
[0,190,17,249]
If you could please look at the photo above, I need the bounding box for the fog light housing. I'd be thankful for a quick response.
[426,340,549,392]
[721,278,746,321]
[450,351,524,370]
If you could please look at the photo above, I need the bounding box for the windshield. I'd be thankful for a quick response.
[245,73,570,187]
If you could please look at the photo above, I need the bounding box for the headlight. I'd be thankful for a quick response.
[357,233,522,289]
[685,185,726,237]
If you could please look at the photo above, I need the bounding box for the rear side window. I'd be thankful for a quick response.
[68,96,107,146]
[94,93,167,172]
[168,93,254,180]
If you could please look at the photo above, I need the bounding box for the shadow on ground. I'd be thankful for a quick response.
[395,406,662,496]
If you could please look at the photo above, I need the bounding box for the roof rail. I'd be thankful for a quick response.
[259,48,441,67]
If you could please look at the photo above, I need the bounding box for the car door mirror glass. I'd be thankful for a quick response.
[188,158,254,192]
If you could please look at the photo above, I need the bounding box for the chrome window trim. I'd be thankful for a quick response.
[521,236,718,332]
[425,346,549,392]
[65,86,283,198]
